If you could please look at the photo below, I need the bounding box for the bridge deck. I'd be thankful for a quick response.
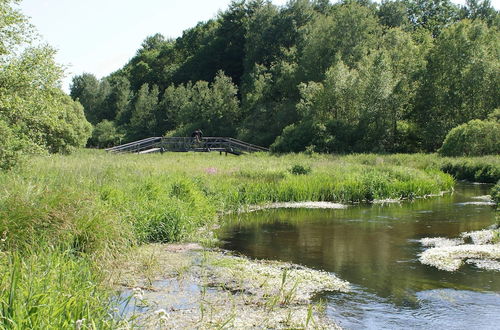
[105,137,268,155]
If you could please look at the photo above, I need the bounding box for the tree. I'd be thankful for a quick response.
[404,0,461,36]
[438,119,500,156]
[378,0,410,28]
[70,73,103,124]
[128,83,160,140]
[239,49,300,146]
[0,0,32,56]
[1,32,91,168]
[89,120,124,148]
[103,76,132,126]
[460,0,498,25]
[414,20,500,150]
[299,2,382,81]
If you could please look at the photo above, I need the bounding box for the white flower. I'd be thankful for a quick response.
[132,287,144,300]
[75,318,85,330]
[159,315,169,323]
[155,308,167,316]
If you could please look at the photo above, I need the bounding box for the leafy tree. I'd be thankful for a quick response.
[300,2,382,81]
[104,76,132,126]
[239,49,300,146]
[438,119,500,156]
[1,28,91,167]
[89,120,124,148]
[460,0,498,25]
[414,20,500,150]
[70,73,103,124]
[378,0,410,28]
[0,0,32,56]
[404,0,461,36]
[128,83,160,140]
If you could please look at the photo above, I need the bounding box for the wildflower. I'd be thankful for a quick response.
[204,167,218,175]
[75,318,85,330]
[132,287,144,300]
[155,308,167,316]
[159,314,169,324]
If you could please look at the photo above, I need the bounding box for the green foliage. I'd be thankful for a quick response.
[0,250,118,329]
[439,119,500,156]
[0,120,31,170]
[63,0,499,153]
[439,157,499,183]
[414,20,500,150]
[0,1,92,170]
[300,2,382,81]
[491,180,500,205]
[405,0,461,36]
[128,83,160,141]
[289,164,312,175]
[90,120,124,148]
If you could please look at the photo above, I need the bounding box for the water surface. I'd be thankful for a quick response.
[219,183,499,329]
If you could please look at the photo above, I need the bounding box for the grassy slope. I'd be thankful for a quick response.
[1,151,498,327]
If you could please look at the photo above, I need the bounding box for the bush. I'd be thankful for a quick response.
[90,120,124,148]
[439,119,500,157]
[491,181,500,206]
[440,158,500,183]
[289,164,311,175]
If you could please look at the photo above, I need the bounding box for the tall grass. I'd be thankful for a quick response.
[0,150,496,326]
[0,249,116,329]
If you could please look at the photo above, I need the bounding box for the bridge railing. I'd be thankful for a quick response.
[106,137,269,154]
[105,137,162,153]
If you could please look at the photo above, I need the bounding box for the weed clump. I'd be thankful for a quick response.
[289,164,311,175]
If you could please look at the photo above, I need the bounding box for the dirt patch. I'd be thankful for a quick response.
[113,244,348,328]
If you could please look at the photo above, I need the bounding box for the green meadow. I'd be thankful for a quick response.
[0,151,498,328]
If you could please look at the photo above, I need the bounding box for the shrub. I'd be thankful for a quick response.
[439,119,500,157]
[289,164,311,175]
[440,158,500,183]
[491,181,500,206]
[90,120,124,148]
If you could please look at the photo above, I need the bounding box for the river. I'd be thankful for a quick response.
[219,183,499,329]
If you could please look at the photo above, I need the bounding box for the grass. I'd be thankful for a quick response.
[0,150,497,326]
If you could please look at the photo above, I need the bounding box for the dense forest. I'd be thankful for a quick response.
[69,0,499,154]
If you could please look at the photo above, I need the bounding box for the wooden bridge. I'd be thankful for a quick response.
[105,137,268,155]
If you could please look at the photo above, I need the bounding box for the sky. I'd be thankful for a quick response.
[18,0,499,93]
[19,0,286,92]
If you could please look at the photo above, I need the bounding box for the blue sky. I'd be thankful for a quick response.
[18,0,498,92]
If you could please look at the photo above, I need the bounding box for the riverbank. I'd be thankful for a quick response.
[0,151,498,327]
[112,243,347,329]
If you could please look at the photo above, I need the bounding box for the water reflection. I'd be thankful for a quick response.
[219,183,499,327]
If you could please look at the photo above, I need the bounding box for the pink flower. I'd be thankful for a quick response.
[204,167,218,175]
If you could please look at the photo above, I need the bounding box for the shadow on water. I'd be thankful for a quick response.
[218,183,500,329]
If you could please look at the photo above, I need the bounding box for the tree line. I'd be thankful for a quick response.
[70,0,499,153]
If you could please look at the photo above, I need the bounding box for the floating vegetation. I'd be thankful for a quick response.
[419,229,500,272]
[243,201,348,212]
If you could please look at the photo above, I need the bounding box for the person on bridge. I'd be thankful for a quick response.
[191,129,203,143]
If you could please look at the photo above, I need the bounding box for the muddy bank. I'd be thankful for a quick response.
[112,244,348,329]
[419,229,500,271]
